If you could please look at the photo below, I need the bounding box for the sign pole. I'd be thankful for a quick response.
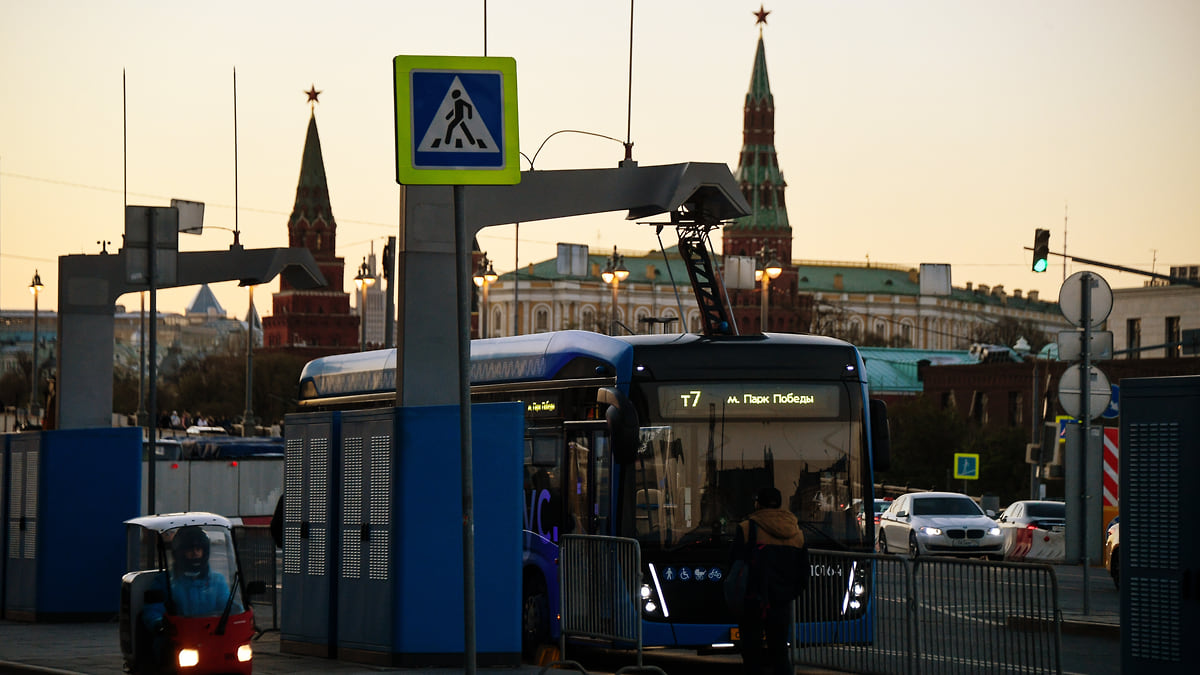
[147,208,157,515]
[454,185,478,674]
[1079,272,1092,615]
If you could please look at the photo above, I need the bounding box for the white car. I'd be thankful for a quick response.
[877,491,1003,559]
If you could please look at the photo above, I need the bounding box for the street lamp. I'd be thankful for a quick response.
[755,254,783,333]
[472,254,498,338]
[601,246,630,334]
[28,270,44,423]
[353,258,375,352]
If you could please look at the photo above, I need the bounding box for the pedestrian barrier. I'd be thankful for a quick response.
[1025,530,1065,562]
[794,550,1062,675]
[538,534,667,675]
[232,525,280,634]
[1004,526,1066,563]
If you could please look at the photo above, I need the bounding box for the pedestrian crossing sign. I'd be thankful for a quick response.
[393,55,520,185]
[953,453,979,480]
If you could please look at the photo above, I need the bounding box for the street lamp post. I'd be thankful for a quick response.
[601,246,630,335]
[472,254,498,339]
[29,270,44,424]
[242,285,256,437]
[353,258,376,352]
[755,251,782,333]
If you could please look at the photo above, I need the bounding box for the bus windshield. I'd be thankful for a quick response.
[630,381,869,552]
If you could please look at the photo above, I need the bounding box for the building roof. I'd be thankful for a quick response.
[500,245,696,287]
[859,347,978,394]
[496,249,1058,315]
[290,112,336,229]
[796,261,1058,313]
[185,283,226,317]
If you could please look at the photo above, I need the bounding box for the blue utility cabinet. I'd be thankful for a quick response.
[280,411,340,657]
[282,403,523,667]
[1120,376,1200,674]
[4,428,141,620]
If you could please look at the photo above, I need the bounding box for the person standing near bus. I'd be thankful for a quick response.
[730,486,808,675]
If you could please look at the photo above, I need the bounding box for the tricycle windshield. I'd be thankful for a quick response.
[163,524,243,617]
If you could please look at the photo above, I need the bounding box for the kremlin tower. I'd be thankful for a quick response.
[722,7,811,333]
[261,87,359,354]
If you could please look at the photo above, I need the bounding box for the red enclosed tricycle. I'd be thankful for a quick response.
[120,513,265,674]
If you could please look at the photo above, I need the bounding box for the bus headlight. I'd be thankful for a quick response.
[644,564,670,618]
[177,648,200,668]
[237,643,253,662]
[840,561,869,617]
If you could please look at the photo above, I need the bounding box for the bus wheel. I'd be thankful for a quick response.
[522,576,550,659]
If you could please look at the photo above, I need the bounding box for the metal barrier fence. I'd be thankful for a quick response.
[795,550,1062,675]
[542,534,666,675]
[232,525,280,634]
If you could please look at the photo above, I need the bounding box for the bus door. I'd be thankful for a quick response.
[563,421,612,536]
[524,429,563,543]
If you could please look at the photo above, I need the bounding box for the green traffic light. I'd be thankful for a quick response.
[1031,228,1050,273]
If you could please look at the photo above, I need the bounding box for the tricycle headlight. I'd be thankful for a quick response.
[177,648,199,668]
[237,643,253,662]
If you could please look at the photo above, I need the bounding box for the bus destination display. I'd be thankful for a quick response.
[657,383,841,419]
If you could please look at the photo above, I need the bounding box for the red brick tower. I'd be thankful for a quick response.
[262,91,358,354]
[722,9,811,333]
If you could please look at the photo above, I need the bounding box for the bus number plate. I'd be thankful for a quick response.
[730,627,740,641]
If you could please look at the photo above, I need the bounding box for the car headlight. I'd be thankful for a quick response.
[918,526,942,536]
[177,648,200,668]
[988,527,1001,536]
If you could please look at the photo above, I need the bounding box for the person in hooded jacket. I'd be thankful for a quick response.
[731,486,808,675]
[143,527,240,632]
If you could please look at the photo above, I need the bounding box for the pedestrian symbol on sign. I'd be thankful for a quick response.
[394,54,519,185]
[417,77,499,154]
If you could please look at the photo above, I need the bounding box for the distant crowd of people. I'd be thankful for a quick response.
[157,410,232,431]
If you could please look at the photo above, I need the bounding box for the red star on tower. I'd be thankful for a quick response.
[754,4,770,26]
[304,85,321,104]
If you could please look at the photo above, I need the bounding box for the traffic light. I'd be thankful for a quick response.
[1032,228,1050,272]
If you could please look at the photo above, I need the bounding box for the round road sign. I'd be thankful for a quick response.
[1057,364,1112,420]
[1059,271,1112,329]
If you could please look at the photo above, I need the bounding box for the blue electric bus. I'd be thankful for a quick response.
[297,330,889,653]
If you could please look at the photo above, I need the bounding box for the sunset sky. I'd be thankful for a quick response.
[2,0,1197,316]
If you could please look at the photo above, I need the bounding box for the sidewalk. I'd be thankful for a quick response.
[1052,562,1120,640]
[0,564,1119,675]
[0,620,544,675]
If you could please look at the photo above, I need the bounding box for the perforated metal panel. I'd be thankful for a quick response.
[368,434,391,581]
[1126,422,1180,570]
[22,451,38,560]
[341,436,363,580]
[283,436,304,576]
[1128,577,1181,661]
[7,451,22,558]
